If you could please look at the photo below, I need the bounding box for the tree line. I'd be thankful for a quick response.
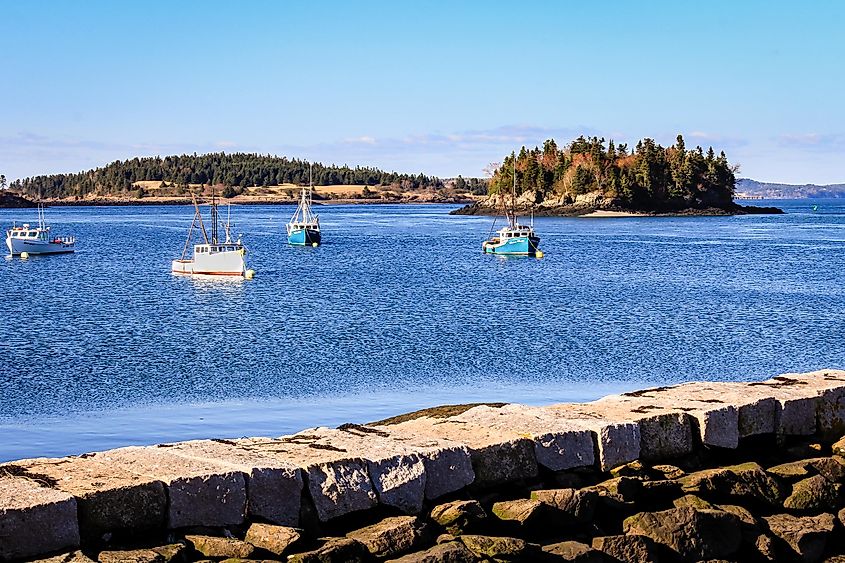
[488,135,738,210]
[8,153,446,199]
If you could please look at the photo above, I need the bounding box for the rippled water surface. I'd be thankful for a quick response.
[1,200,844,460]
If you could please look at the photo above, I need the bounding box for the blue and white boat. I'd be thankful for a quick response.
[482,152,542,257]
[286,164,321,247]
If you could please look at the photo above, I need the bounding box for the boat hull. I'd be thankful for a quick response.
[6,236,75,255]
[482,235,540,256]
[288,227,321,246]
[171,250,245,276]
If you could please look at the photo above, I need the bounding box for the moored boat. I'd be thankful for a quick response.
[287,164,321,246]
[172,193,252,277]
[5,203,75,256]
[482,152,542,257]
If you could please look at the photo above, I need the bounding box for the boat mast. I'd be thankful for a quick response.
[510,150,517,228]
[210,188,219,244]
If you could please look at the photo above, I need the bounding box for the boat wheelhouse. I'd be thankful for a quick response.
[5,204,75,256]
[172,193,249,277]
[286,164,321,246]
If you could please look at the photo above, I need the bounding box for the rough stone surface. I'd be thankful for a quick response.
[679,462,785,506]
[33,551,96,563]
[784,474,842,511]
[244,522,301,555]
[97,548,164,563]
[346,516,423,559]
[95,446,247,528]
[491,499,550,527]
[430,500,487,535]
[386,541,476,563]
[833,436,845,457]
[185,535,255,558]
[0,475,80,560]
[764,513,836,562]
[673,494,714,509]
[287,538,368,563]
[529,488,597,522]
[591,534,659,563]
[164,440,303,526]
[541,540,604,562]
[623,506,741,560]
[7,456,167,537]
[458,535,528,561]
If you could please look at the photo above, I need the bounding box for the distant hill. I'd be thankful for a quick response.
[736,178,845,199]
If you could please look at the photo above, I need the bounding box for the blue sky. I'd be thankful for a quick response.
[2,0,844,183]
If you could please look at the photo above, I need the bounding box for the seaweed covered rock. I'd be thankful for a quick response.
[678,462,784,506]
[430,500,488,535]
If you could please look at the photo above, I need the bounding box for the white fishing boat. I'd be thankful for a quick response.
[172,193,252,277]
[5,203,75,256]
[286,163,321,246]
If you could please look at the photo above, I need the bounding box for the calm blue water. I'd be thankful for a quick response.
[1,200,844,461]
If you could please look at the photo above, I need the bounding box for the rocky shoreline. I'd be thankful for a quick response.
[450,192,784,217]
[3,369,845,562]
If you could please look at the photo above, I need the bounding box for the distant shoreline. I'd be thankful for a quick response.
[451,202,785,217]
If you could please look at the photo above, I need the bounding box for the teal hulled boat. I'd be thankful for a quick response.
[287,165,321,247]
[482,152,542,257]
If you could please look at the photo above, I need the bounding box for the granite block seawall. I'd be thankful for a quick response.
[2,369,845,562]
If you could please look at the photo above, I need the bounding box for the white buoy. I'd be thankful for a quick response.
[312,242,318,248]
[244,269,255,279]
[20,252,29,259]
[535,250,545,259]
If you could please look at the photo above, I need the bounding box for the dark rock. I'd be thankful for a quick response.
[244,522,301,555]
[386,541,476,563]
[768,457,845,483]
[609,461,645,478]
[651,465,685,480]
[287,538,368,563]
[491,499,549,526]
[459,535,528,561]
[35,551,96,563]
[832,436,845,457]
[753,534,777,561]
[640,479,682,500]
[591,534,659,563]
[784,475,842,511]
[678,462,784,506]
[716,504,758,529]
[541,540,603,562]
[764,513,835,562]
[151,544,186,562]
[185,535,254,559]
[530,488,597,522]
[346,516,424,559]
[623,507,741,560]
[430,500,487,535]
[592,477,643,503]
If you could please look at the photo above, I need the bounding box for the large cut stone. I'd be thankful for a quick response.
[679,462,785,506]
[751,370,845,438]
[0,475,80,560]
[530,488,597,522]
[623,506,741,560]
[346,516,424,559]
[764,513,836,562]
[5,456,167,537]
[244,522,301,556]
[162,439,303,526]
[94,446,248,528]
[548,394,694,466]
[430,500,487,535]
[591,535,659,563]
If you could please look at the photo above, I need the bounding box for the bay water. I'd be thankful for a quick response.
[1,200,843,461]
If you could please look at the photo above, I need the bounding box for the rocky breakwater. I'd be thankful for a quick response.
[3,370,845,562]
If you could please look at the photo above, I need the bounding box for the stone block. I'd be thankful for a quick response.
[0,475,80,560]
[94,446,247,528]
[346,515,423,559]
[163,439,303,526]
[6,456,167,537]
[244,523,301,556]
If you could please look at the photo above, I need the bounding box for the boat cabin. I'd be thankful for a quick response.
[195,244,242,254]
[8,226,47,239]
[498,225,535,239]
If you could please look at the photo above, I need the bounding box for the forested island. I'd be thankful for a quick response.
[3,153,484,205]
[453,135,782,216]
